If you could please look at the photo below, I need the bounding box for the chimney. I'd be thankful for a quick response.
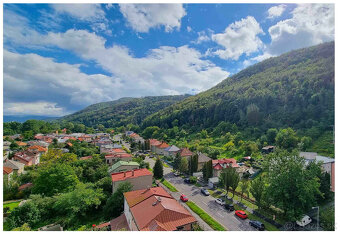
[132,170,135,176]
[124,171,126,177]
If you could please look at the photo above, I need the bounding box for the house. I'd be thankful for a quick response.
[110,187,197,231]
[79,156,93,160]
[13,151,39,166]
[3,159,25,174]
[16,141,27,147]
[3,167,14,183]
[212,158,239,177]
[155,142,170,155]
[27,145,48,163]
[300,152,335,192]
[3,141,11,151]
[105,153,132,165]
[208,177,219,189]
[150,139,162,153]
[111,168,153,193]
[108,161,140,174]
[163,145,180,157]
[262,145,275,154]
[197,152,211,171]
[18,183,33,191]
[180,148,194,159]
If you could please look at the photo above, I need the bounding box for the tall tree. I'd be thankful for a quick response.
[179,157,188,174]
[230,168,240,198]
[250,176,265,208]
[275,128,299,150]
[219,167,234,195]
[173,153,181,171]
[153,157,163,179]
[240,179,249,201]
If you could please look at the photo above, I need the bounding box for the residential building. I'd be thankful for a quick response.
[105,153,132,165]
[3,159,25,174]
[3,166,14,183]
[155,142,170,155]
[197,152,211,171]
[13,151,39,166]
[163,145,180,157]
[110,187,197,231]
[111,168,152,193]
[262,145,275,154]
[79,156,93,160]
[18,183,33,191]
[300,152,335,192]
[212,158,239,177]
[150,139,162,153]
[180,148,194,159]
[108,161,140,174]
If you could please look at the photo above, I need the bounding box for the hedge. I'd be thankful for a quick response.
[161,180,178,192]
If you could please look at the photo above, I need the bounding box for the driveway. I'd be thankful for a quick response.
[145,157,256,231]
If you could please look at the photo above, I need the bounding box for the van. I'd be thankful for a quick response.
[296,215,312,227]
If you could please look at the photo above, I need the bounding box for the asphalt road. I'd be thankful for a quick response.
[145,157,256,231]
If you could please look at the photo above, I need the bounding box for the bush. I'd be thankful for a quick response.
[189,176,197,184]
[161,180,178,192]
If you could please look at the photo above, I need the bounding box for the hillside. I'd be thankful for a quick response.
[142,42,334,140]
[61,95,191,127]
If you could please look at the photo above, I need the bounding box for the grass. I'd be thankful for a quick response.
[162,163,169,168]
[186,201,226,231]
[3,201,21,212]
[308,131,334,157]
[161,179,178,192]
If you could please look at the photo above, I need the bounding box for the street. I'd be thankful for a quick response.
[145,157,256,231]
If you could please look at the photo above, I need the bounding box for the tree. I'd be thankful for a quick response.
[173,153,181,171]
[203,160,213,181]
[103,182,133,219]
[142,126,160,139]
[264,150,321,220]
[246,103,260,125]
[240,179,249,201]
[229,168,240,198]
[320,207,335,231]
[153,158,164,179]
[250,176,265,208]
[266,128,278,145]
[41,149,77,164]
[299,136,313,151]
[32,163,79,196]
[11,223,31,231]
[179,157,188,174]
[219,167,234,195]
[275,128,299,150]
[189,154,198,175]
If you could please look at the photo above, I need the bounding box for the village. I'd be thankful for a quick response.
[3,128,335,231]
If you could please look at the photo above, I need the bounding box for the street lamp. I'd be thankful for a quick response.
[312,206,319,231]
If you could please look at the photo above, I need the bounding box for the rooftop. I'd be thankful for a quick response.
[109,161,140,172]
[111,168,152,182]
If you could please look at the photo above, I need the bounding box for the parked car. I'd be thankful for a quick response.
[225,203,234,211]
[235,210,248,219]
[249,220,265,230]
[184,178,191,184]
[174,171,181,176]
[201,188,210,196]
[215,198,226,206]
[296,215,312,227]
[180,194,189,202]
[149,154,154,158]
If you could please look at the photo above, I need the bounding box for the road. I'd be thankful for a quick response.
[145,157,256,231]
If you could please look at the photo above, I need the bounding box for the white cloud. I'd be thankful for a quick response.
[192,31,211,44]
[211,16,264,60]
[187,26,192,32]
[51,4,105,21]
[267,4,334,55]
[119,4,186,33]
[4,102,67,117]
[267,4,286,19]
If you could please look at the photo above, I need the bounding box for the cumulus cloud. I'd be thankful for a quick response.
[267,4,286,19]
[267,4,334,55]
[192,31,211,44]
[4,102,67,117]
[119,4,186,33]
[51,4,106,21]
[211,16,264,60]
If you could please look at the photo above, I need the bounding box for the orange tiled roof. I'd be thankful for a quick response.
[180,148,193,157]
[80,156,92,160]
[157,142,170,149]
[124,187,196,231]
[16,141,27,146]
[3,166,13,174]
[149,139,162,146]
[111,168,152,182]
[28,145,47,152]
[18,183,33,191]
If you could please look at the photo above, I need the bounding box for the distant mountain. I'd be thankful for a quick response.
[142,42,334,138]
[3,115,59,123]
[61,95,191,127]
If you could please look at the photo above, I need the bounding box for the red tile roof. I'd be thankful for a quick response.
[180,148,193,157]
[111,168,152,182]
[80,156,93,160]
[105,153,132,159]
[3,166,13,174]
[149,139,162,146]
[124,187,196,231]
[157,142,170,149]
[18,183,33,191]
[110,214,130,231]
[124,187,173,207]
[28,145,47,152]
[16,141,27,146]
[212,158,239,169]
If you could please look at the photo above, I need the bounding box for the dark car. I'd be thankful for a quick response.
[201,188,210,196]
[249,220,265,231]
[184,178,191,184]
[225,204,234,211]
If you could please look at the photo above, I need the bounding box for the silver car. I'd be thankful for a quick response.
[215,198,226,206]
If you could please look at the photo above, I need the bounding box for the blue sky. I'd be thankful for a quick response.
[3,3,334,116]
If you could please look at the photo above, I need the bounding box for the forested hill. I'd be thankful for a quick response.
[142,42,334,139]
[61,95,191,127]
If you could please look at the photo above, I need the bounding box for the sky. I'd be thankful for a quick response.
[3,3,335,117]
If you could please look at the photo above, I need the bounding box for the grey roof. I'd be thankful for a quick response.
[300,152,335,164]
[198,152,211,163]
[4,159,25,170]
[165,145,180,152]
[315,156,335,164]
[208,177,219,183]
[299,152,318,160]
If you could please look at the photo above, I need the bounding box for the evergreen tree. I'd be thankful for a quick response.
[179,157,188,174]
[153,158,163,179]
[173,153,181,171]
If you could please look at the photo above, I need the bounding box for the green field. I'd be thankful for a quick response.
[3,201,21,212]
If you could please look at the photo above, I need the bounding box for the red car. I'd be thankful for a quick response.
[180,194,189,202]
[235,210,248,219]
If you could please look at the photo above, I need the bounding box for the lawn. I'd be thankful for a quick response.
[186,201,226,231]
[161,179,178,192]
[3,201,21,212]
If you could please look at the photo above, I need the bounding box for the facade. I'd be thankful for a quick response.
[111,168,153,193]
[108,161,140,174]
[105,153,132,165]
[180,148,194,160]
[197,152,211,171]
[150,139,162,153]
[212,158,239,177]
[13,151,39,166]
[3,167,14,183]
[121,187,197,231]
[3,159,25,174]
[164,145,180,157]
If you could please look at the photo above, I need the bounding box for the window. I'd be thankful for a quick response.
[176,226,184,231]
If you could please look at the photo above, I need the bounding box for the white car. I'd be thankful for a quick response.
[215,198,226,206]
[296,215,312,227]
